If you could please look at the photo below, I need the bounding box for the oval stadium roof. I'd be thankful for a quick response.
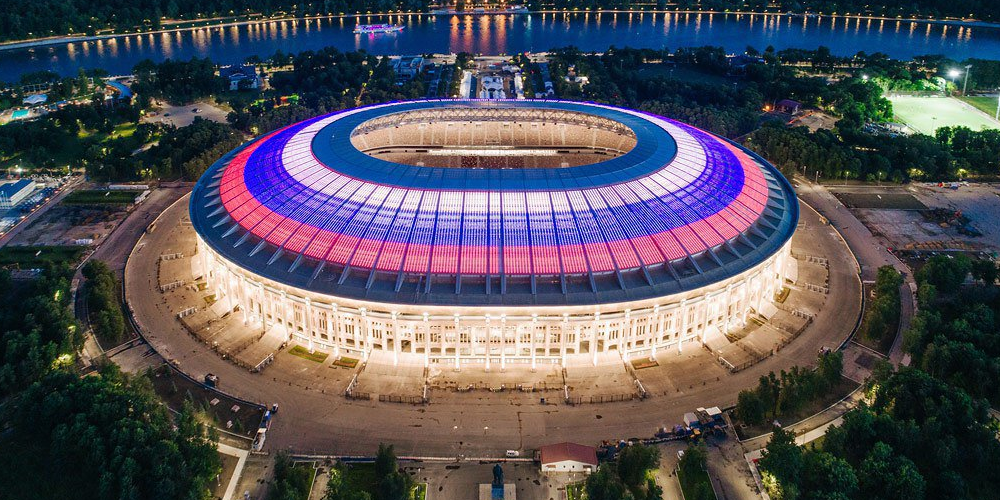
[190,100,798,307]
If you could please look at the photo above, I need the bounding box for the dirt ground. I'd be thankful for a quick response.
[144,99,230,127]
[8,204,126,246]
[829,184,1000,254]
[790,111,838,132]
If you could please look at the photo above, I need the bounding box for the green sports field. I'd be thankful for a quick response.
[888,95,1000,135]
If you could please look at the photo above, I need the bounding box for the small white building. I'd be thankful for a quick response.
[539,442,598,473]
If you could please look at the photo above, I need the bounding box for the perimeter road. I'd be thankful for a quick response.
[794,180,914,366]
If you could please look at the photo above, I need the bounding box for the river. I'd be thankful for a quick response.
[2,11,999,78]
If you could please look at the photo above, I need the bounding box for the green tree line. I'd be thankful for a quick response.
[736,351,844,426]
[0,263,221,500]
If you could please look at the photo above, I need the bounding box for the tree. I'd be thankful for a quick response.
[585,465,632,500]
[759,427,803,500]
[916,254,971,294]
[374,443,397,481]
[857,442,925,500]
[324,466,371,500]
[970,259,998,285]
[800,451,858,499]
[736,389,766,426]
[372,444,410,500]
[270,451,315,500]
[376,472,408,500]
[616,444,660,489]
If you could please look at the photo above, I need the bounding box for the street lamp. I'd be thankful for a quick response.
[962,64,972,95]
[948,69,961,87]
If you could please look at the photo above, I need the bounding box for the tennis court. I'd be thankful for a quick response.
[889,96,1000,134]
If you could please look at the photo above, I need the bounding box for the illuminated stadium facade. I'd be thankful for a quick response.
[190,100,797,368]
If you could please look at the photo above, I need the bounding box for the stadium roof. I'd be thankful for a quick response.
[190,100,797,307]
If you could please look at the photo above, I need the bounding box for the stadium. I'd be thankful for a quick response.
[189,100,798,369]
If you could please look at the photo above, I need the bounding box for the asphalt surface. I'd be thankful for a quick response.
[795,180,915,366]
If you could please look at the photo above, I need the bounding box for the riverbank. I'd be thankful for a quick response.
[2,9,998,53]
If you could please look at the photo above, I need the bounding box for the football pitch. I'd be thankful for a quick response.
[888,95,1000,135]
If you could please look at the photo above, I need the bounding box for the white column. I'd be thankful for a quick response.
[484,315,492,371]
[592,312,600,366]
[678,299,688,354]
[238,276,249,323]
[561,313,569,367]
[332,305,341,357]
[698,298,709,345]
[623,309,633,360]
[500,315,507,371]
[305,298,314,352]
[723,284,734,334]
[755,272,765,313]
[391,311,400,366]
[651,305,661,359]
[531,315,538,370]
[325,307,333,350]
[452,314,460,370]
[280,291,291,342]
[425,313,432,368]
[360,308,370,361]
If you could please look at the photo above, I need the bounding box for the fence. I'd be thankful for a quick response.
[565,393,636,405]
[378,394,427,405]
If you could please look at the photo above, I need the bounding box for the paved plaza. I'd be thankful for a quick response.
[122,191,862,458]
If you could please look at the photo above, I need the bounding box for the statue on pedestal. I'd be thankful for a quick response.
[492,463,504,487]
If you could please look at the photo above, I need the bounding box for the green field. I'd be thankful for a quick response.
[0,245,84,267]
[889,96,1000,134]
[288,345,329,363]
[958,96,1000,118]
[63,190,139,205]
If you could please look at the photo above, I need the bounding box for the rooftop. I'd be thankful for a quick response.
[190,100,797,307]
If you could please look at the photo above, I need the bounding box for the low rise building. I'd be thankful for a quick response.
[220,65,262,91]
[392,56,424,79]
[0,179,38,209]
[539,442,598,473]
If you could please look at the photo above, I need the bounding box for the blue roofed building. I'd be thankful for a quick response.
[0,179,38,209]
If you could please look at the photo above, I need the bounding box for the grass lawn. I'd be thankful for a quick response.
[412,483,427,500]
[106,122,138,140]
[958,96,1000,117]
[889,95,999,134]
[63,190,140,205]
[678,466,715,500]
[332,356,359,368]
[289,345,329,363]
[0,245,85,267]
